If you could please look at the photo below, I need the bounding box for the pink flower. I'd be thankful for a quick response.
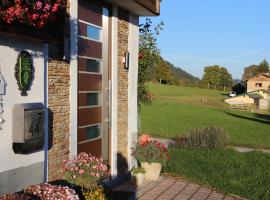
[44,4,51,11]
[90,172,95,176]
[96,173,100,177]
[35,1,42,10]
[79,169,85,174]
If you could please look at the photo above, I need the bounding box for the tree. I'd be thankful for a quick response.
[219,67,233,88]
[138,18,163,107]
[242,65,258,80]
[202,65,233,89]
[242,60,269,80]
[155,58,175,84]
[257,59,269,74]
[232,83,246,94]
[202,65,221,87]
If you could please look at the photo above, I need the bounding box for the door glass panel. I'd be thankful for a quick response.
[86,125,101,140]
[87,25,101,41]
[87,59,101,73]
[87,93,100,106]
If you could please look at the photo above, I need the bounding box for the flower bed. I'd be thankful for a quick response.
[0,183,79,200]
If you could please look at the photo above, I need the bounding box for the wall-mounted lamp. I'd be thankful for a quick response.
[123,51,130,71]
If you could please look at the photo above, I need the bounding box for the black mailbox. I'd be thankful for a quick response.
[12,103,44,154]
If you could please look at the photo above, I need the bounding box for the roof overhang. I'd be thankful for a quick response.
[104,0,160,16]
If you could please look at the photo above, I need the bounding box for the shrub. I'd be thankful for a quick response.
[82,185,108,200]
[178,127,229,149]
[25,183,79,199]
[63,153,108,189]
[132,140,170,166]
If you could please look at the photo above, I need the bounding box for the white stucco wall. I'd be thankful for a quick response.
[127,13,139,170]
[0,34,45,173]
[225,95,254,105]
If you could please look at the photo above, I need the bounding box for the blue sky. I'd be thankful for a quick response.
[142,0,270,79]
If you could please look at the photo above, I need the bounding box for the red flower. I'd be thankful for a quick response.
[139,52,143,60]
[52,4,59,12]
[140,134,151,145]
[31,14,39,20]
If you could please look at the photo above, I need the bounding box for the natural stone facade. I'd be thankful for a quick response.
[48,60,70,181]
[117,8,130,175]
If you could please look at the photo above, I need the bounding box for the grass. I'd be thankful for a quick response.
[165,148,270,200]
[141,84,270,148]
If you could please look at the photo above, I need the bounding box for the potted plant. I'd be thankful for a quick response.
[63,152,108,200]
[132,137,169,181]
[131,167,145,186]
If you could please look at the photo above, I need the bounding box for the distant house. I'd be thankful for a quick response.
[246,73,270,92]
[225,89,269,110]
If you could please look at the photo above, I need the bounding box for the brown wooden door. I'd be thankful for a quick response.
[77,0,110,160]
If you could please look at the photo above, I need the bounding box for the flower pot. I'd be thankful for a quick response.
[141,162,162,181]
[131,173,144,186]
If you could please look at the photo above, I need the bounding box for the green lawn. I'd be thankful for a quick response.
[141,84,270,148]
[165,148,270,200]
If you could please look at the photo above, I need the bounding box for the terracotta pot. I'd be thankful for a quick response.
[131,172,144,186]
[141,162,162,181]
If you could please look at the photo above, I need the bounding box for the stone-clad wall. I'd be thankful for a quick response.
[117,8,130,175]
[48,60,70,181]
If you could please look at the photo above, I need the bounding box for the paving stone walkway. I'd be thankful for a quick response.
[112,176,245,200]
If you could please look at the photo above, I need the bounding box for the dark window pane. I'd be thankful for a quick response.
[87,25,101,41]
[86,125,100,140]
[87,93,99,106]
[87,59,101,73]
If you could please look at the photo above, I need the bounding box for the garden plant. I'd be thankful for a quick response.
[63,152,108,200]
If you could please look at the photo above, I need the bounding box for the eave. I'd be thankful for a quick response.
[104,0,160,16]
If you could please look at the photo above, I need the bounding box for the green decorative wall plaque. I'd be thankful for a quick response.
[15,51,34,96]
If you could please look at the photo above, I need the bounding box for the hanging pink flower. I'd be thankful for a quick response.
[35,1,42,10]
[0,0,65,28]
[44,4,51,11]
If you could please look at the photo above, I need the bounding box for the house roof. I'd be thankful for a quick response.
[246,93,263,99]
[245,73,270,81]
[226,89,266,100]
[105,0,160,16]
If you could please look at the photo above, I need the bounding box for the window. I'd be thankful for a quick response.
[87,93,100,106]
[255,83,262,87]
[87,25,101,41]
[87,59,101,73]
[86,125,101,140]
